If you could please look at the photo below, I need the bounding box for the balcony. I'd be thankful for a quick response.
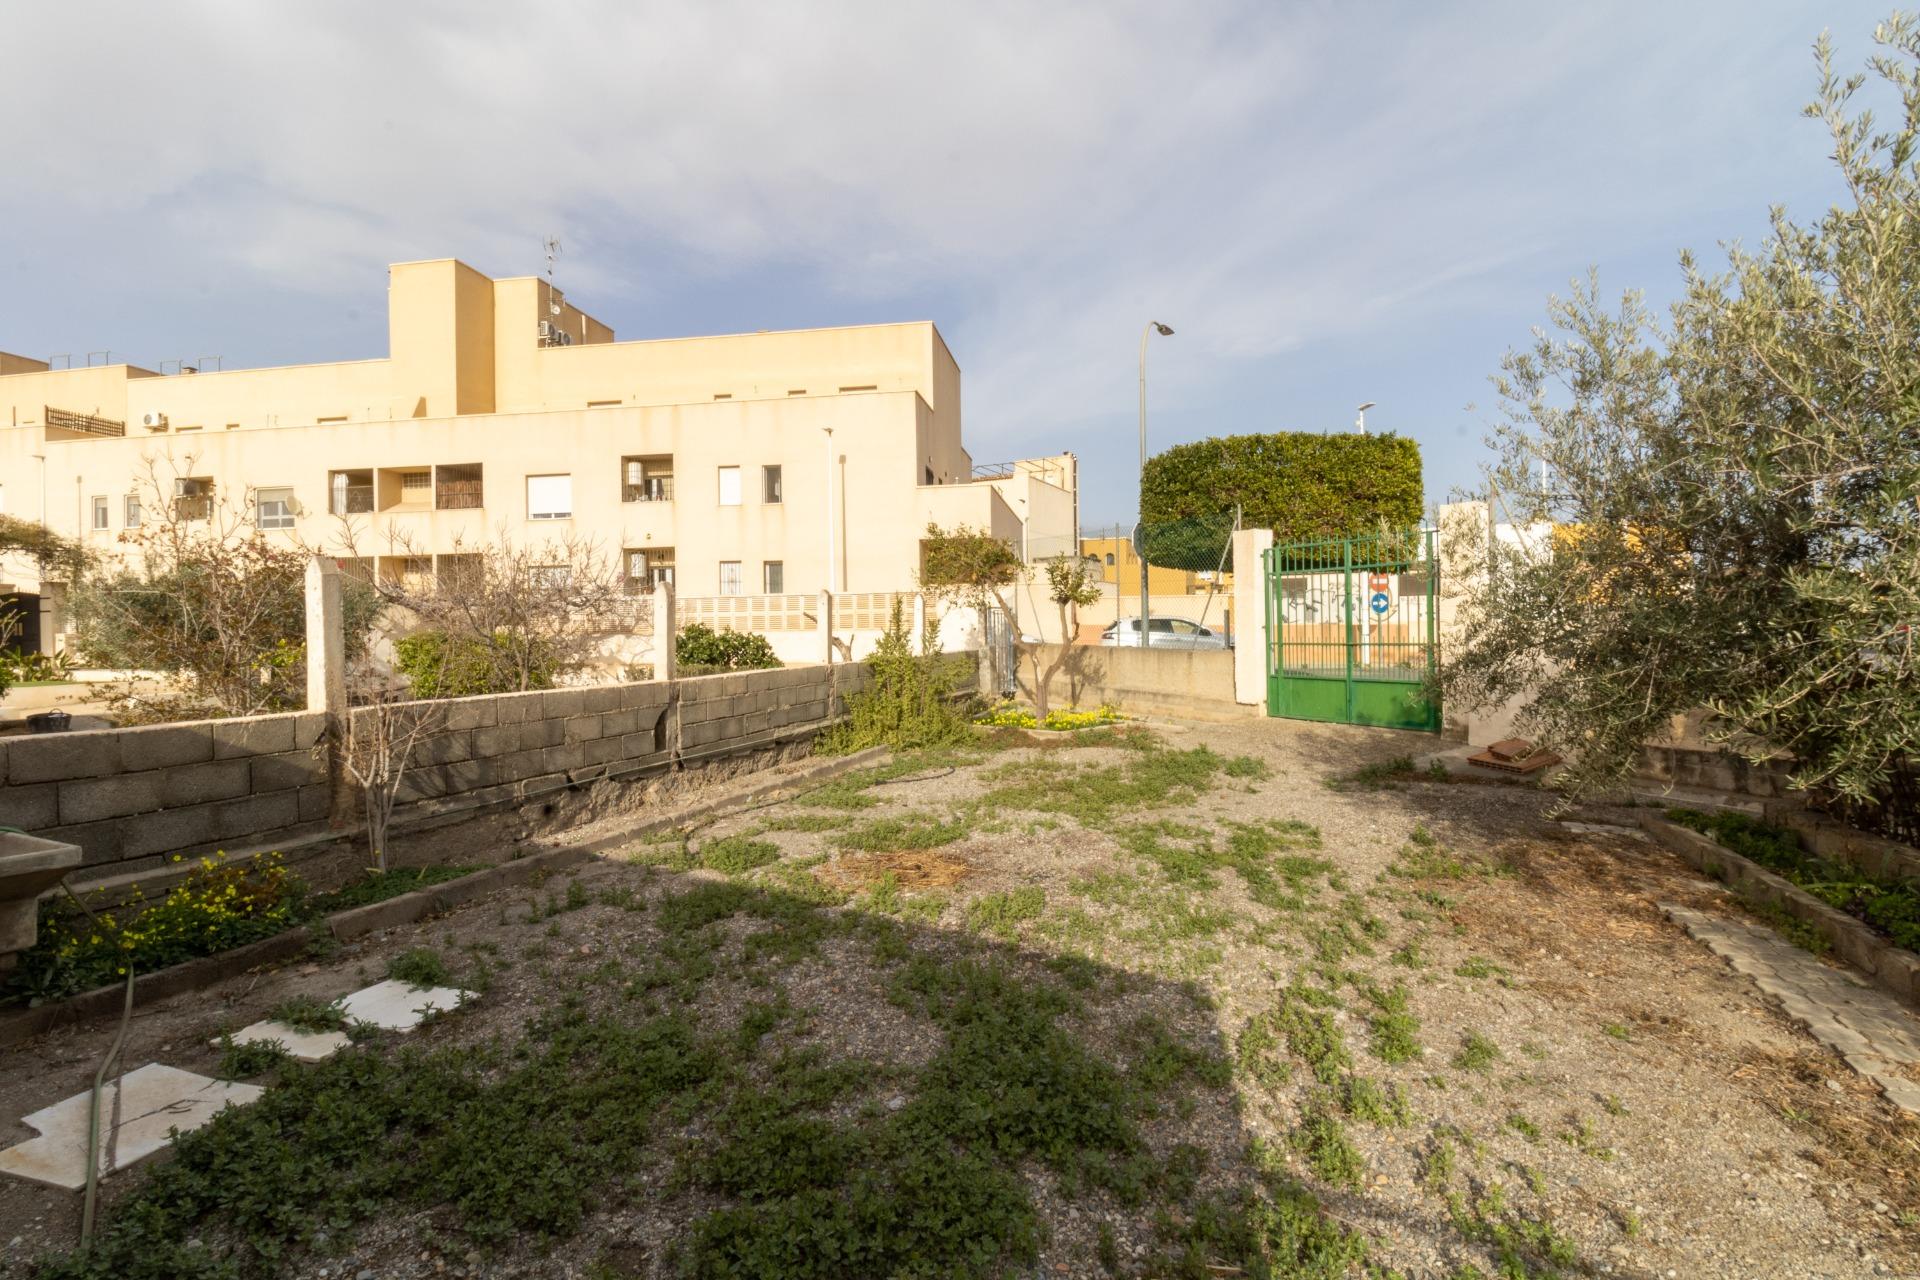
[435,463,483,510]
[621,455,674,503]
[623,547,674,593]
[328,469,374,516]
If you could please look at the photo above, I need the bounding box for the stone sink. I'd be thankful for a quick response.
[0,832,82,972]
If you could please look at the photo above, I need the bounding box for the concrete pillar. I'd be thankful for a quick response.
[304,556,352,828]
[1230,528,1272,707]
[818,590,836,665]
[910,592,927,651]
[304,557,346,715]
[651,581,677,682]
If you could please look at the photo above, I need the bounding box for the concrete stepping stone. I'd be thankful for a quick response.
[218,1020,353,1062]
[337,979,473,1031]
[1558,820,1650,842]
[0,1064,263,1189]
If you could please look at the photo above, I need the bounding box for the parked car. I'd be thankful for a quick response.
[1099,617,1230,649]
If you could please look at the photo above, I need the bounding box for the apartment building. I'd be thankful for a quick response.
[0,258,1076,650]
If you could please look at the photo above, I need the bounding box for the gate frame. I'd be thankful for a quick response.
[1263,529,1440,732]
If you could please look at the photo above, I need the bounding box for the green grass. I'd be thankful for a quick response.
[215,1034,289,1081]
[1342,1076,1412,1127]
[266,994,347,1034]
[697,834,782,874]
[1364,982,1423,1064]
[308,864,482,914]
[1291,1091,1364,1188]
[1669,807,1920,952]
[387,947,452,988]
[1453,1030,1501,1072]
[966,887,1047,939]
[979,745,1229,829]
[836,810,975,853]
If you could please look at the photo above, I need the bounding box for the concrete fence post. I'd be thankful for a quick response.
[1230,528,1272,707]
[652,580,677,682]
[304,556,353,827]
[818,590,836,665]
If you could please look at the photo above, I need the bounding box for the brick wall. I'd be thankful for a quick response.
[0,662,875,886]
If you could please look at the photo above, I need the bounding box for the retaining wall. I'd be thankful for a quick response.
[1015,643,1254,722]
[0,662,875,888]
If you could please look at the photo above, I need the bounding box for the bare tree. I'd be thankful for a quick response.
[330,521,633,695]
[342,661,447,874]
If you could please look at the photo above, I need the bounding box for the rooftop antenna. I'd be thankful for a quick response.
[543,236,563,316]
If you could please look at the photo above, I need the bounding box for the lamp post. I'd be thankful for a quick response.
[1138,321,1173,647]
[1355,401,1376,433]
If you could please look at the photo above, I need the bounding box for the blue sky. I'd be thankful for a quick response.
[0,2,1893,526]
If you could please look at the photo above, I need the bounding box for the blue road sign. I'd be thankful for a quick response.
[1369,591,1390,616]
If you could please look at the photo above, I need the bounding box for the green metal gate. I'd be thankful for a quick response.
[1264,530,1439,731]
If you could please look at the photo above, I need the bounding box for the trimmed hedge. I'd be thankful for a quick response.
[1141,432,1423,545]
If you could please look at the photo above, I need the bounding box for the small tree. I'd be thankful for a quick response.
[920,522,1022,696]
[342,662,446,874]
[1,515,91,705]
[920,523,1098,720]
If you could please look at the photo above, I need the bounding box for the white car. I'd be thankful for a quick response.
[1100,617,1230,649]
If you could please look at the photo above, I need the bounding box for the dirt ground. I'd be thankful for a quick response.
[1,715,1916,1279]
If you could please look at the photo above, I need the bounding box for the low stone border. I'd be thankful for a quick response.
[1639,812,1920,1010]
[1660,902,1920,1115]
[0,744,890,1048]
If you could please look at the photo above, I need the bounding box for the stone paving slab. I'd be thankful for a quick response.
[338,980,473,1031]
[0,1064,263,1189]
[217,1019,352,1062]
[1662,902,1920,1114]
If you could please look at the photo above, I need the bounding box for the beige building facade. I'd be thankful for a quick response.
[0,259,1075,648]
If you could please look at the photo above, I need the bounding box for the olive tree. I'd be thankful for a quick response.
[1443,16,1920,832]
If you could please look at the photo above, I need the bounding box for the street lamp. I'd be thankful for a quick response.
[1355,401,1376,433]
[1138,321,1174,647]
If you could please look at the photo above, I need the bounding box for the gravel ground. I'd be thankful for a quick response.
[1,715,1915,1279]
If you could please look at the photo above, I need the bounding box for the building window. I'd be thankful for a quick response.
[399,470,431,499]
[174,477,214,521]
[91,496,109,530]
[256,487,296,530]
[329,469,373,515]
[717,466,741,506]
[124,493,142,528]
[786,388,806,396]
[713,393,732,400]
[587,399,620,408]
[1105,553,1115,566]
[719,561,743,595]
[763,561,784,594]
[527,474,572,520]
[838,385,877,393]
[763,465,783,503]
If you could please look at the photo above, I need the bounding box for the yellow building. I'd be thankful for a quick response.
[0,258,1076,647]
[1079,536,1219,595]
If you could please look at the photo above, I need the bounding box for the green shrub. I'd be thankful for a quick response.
[4,853,306,1004]
[818,600,972,753]
[1141,432,1422,546]
[676,622,782,674]
[393,629,557,699]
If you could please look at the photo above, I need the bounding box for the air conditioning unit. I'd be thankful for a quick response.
[141,411,168,429]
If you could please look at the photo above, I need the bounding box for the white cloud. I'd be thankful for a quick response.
[0,0,1885,507]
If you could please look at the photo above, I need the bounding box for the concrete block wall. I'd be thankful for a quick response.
[0,712,328,880]
[375,681,676,809]
[1016,643,1253,722]
[0,663,877,885]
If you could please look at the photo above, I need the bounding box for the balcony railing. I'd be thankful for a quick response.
[330,486,374,515]
[435,481,483,510]
[623,477,675,503]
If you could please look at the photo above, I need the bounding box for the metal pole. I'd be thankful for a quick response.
[821,428,836,593]
[1137,321,1172,647]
